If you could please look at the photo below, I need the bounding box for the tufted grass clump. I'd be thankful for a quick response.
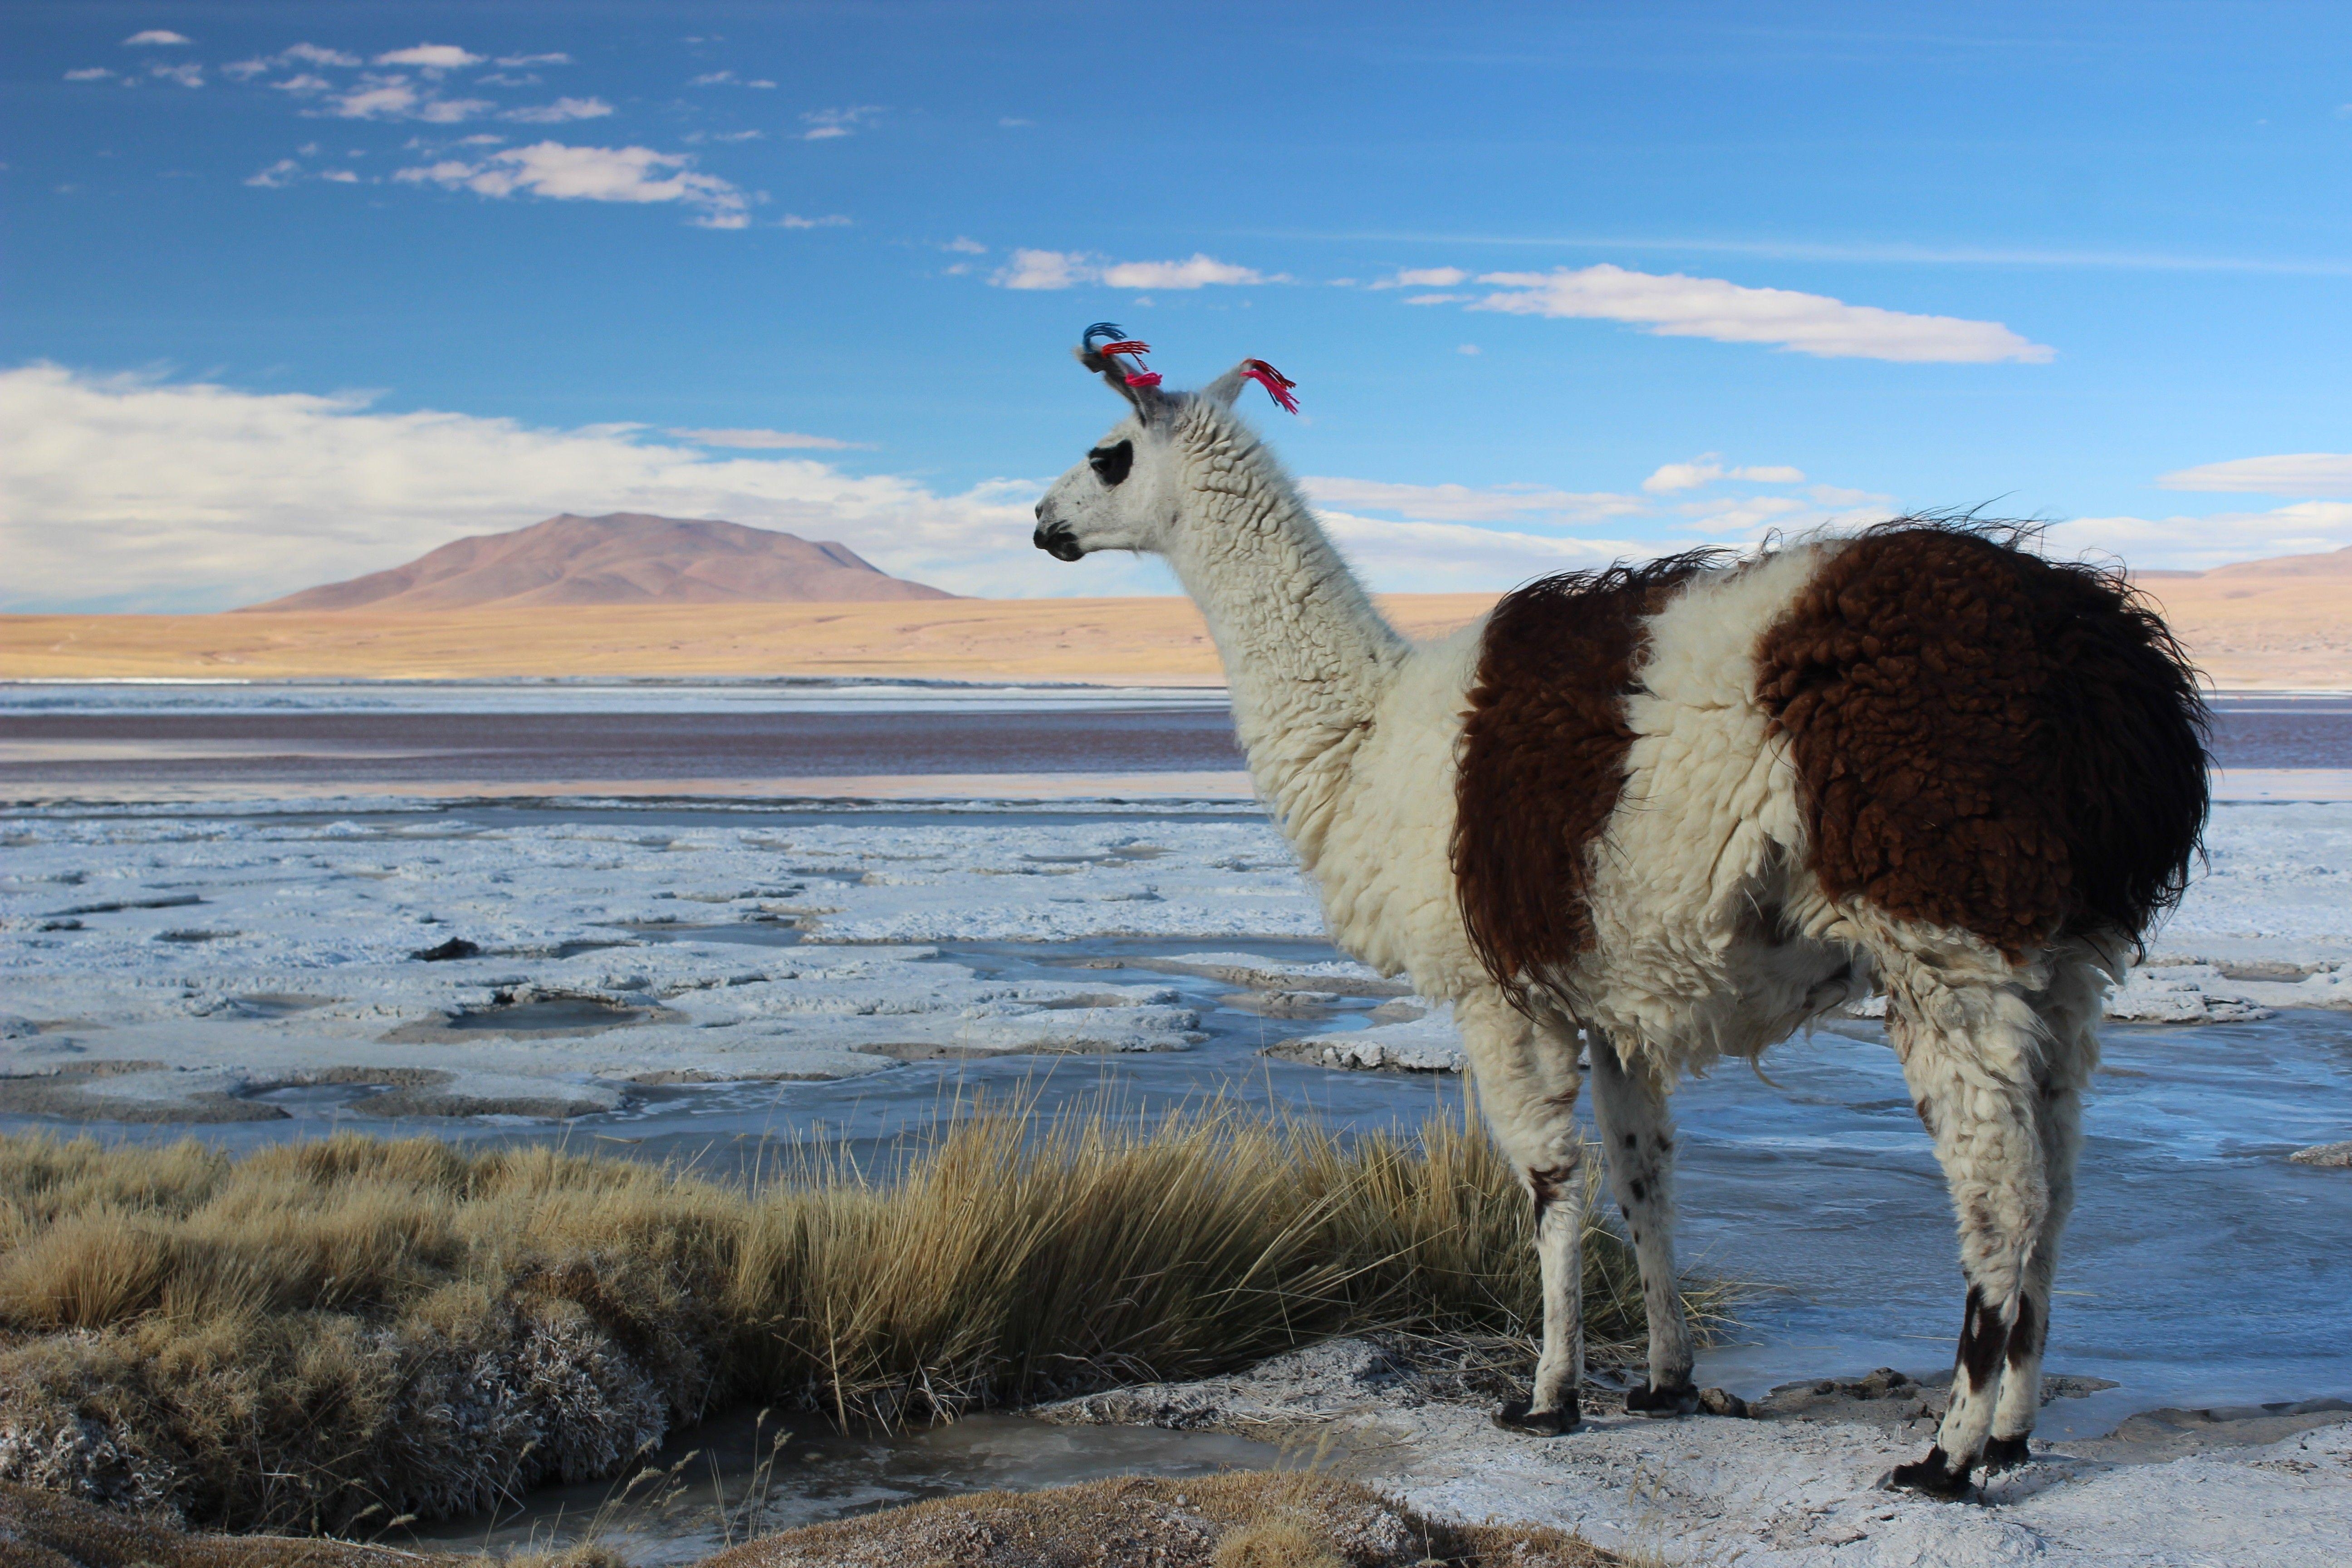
[0,1102,1725,1535]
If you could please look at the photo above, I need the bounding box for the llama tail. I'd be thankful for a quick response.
[2023,551,2211,954]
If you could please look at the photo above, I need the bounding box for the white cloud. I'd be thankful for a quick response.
[320,168,359,183]
[945,236,986,254]
[0,364,1121,611]
[64,68,114,81]
[993,249,1094,289]
[802,106,880,138]
[285,43,362,67]
[245,159,302,189]
[2158,453,2352,497]
[778,213,851,229]
[1101,254,1282,289]
[273,75,333,95]
[373,44,485,74]
[691,70,778,89]
[2045,502,2352,571]
[501,97,615,123]
[149,62,204,88]
[123,30,191,46]
[1370,267,1467,289]
[393,141,749,227]
[667,427,866,451]
[497,53,572,67]
[1456,344,1480,355]
[1641,455,1808,493]
[1299,477,1643,525]
[1451,264,2053,363]
[990,249,1280,290]
[1403,293,1468,305]
[320,74,494,121]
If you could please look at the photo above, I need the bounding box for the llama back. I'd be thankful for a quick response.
[1754,523,2210,957]
[1451,521,2210,1007]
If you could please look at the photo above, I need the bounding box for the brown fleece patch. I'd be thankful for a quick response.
[2007,1293,2041,1371]
[1756,522,2209,956]
[1527,1162,1578,1225]
[1455,553,1721,1004]
[1959,1284,2006,1391]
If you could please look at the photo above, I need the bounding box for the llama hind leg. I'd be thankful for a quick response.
[1588,1031,1695,1414]
[1882,972,2053,1498]
[1454,991,1587,1435]
[1985,953,2105,1470]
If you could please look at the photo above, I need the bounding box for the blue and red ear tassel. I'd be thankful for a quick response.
[1239,358,1300,415]
[1082,322,1161,388]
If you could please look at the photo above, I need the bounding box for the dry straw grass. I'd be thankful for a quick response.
[0,1102,1724,1537]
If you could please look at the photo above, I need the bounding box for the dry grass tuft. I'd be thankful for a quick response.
[0,1103,1724,1537]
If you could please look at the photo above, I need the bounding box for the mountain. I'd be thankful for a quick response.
[238,513,954,612]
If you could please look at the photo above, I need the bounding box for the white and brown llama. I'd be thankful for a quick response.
[1030,325,2210,1498]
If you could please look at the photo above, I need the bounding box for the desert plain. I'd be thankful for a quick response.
[3,562,2344,687]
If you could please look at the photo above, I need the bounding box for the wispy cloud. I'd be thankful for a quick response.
[501,97,615,124]
[1452,265,2053,363]
[991,249,1284,290]
[496,53,572,68]
[394,141,750,227]
[667,427,868,450]
[690,70,777,88]
[64,68,113,82]
[326,75,491,122]
[373,44,484,75]
[1641,456,1807,493]
[2158,453,2352,498]
[1369,267,1467,289]
[801,106,882,139]
[2045,502,2352,571]
[778,213,851,229]
[149,62,204,88]
[123,30,191,47]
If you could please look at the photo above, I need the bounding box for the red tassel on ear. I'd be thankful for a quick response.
[1094,338,1161,388]
[1240,358,1299,414]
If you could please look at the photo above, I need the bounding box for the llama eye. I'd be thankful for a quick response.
[1088,439,1134,486]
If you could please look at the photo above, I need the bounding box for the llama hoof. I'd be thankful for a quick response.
[1624,1380,1700,1417]
[1494,1396,1580,1436]
[1981,1436,2032,1473]
[1888,1446,1977,1501]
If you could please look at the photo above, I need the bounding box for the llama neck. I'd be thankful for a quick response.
[1165,407,1407,865]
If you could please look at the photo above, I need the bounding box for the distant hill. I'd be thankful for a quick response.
[237,513,954,612]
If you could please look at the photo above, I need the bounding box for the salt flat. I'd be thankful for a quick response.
[1,799,2345,1121]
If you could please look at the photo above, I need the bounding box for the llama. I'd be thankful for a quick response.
[1030,326,2210,1498]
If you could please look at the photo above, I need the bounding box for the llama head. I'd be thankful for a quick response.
[1032,325,1296,564]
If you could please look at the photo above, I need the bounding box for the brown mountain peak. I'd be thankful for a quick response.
[238,513,955,612]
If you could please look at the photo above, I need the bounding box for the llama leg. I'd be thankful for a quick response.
[1455,991,1587,1435]
[1588,1031,1696,1415]
[1985,954,2105,1471]
[1882,975,2052,1499]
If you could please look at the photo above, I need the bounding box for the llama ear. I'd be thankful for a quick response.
[1204,358,1300,415]
[1074,346,1168,421]
[1076,322,1171,423]
[1199,363,1252,409]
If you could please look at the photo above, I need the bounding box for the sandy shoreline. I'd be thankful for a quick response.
[4,575,2341,687]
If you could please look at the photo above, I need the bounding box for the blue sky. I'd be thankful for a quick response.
[5,1,2351,611]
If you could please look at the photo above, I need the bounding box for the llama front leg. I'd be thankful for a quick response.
[1883,981,2052,1498]
[1588,1031,1696,1414]
[1455,991,1587,1435]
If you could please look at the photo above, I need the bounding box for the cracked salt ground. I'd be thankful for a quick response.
[1035,1339,2352,1567]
